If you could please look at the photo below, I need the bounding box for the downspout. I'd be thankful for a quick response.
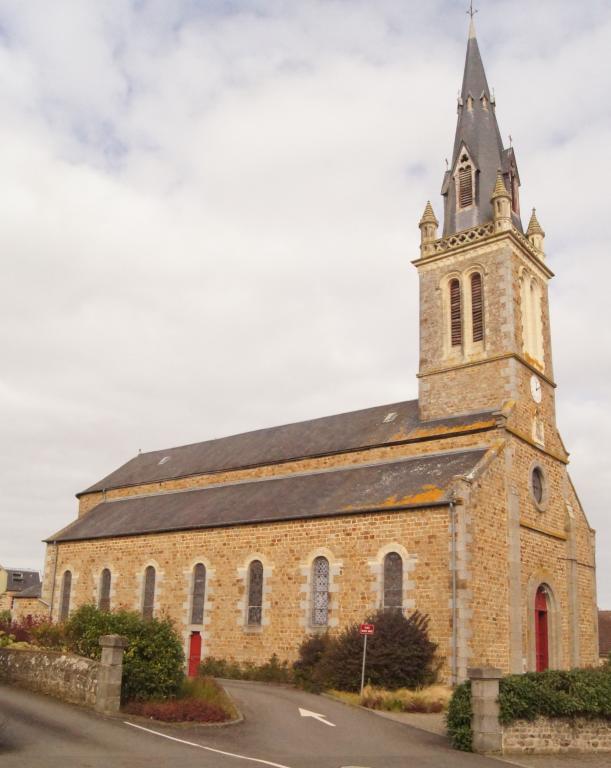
[49,541,58,622]
[449,496,458,686]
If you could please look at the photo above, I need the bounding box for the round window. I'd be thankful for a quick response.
[531,467,545,506]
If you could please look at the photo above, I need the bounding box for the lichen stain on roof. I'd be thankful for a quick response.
[51,448,489,542]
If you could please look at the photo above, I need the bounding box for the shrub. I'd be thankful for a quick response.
[199,654,293,684]
[499,667,611,723]
[293,633,332,692]
[446,667,611,752]
[29,621,66,649]
[0,616,49,644]
[446,681,472,751]
[123,698,228,723]
[316,610,438,692]
[66,605,184,702]
[0,610,11,627]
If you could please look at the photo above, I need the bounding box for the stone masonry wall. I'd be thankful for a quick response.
[50,506,455,676]
[0,647,99,706]
[502,717,611,754]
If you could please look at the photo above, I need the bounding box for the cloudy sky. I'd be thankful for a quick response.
[1,0,609,609]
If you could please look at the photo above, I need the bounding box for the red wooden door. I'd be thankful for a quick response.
[188,631,202,678]
[535,587,549,672]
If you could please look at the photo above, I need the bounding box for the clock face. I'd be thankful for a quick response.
[530,375,542,403]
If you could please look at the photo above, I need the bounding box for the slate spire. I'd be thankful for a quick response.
[441,17,523,235]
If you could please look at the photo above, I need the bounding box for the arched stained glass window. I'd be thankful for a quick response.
[471,273,484,343]
[59,570,72,622]
[450,278,462,347]
[383,552,403,612]
[247,560,263,625]
[311,556,330,627]
[191,563,206,625]
[142,565,156,620]
[99,568,111,612]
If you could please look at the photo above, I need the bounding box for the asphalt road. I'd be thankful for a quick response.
[0,680,518,768]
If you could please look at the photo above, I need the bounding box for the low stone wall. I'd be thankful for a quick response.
[0,647,99,706]
[0,635,128,713]
[503,716,611,754]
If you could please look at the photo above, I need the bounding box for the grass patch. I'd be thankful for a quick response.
[328,684,451,714]
[123,676,238,723]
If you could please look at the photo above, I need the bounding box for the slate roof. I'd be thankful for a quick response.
[442,20,523,235]
[52,448,488,542]
[599,610,611,658]
[11,583,42,599]
[78,399,497,497]
[1,569,40,594]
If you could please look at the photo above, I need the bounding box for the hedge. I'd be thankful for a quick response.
[447,665,611,752]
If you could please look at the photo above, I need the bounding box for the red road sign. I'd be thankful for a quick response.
[359,623,375,635]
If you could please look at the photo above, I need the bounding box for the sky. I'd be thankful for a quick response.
[0,0,609,610]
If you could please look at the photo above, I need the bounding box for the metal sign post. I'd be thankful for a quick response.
[359,623,375,696]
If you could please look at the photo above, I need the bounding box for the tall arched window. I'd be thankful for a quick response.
[142,565,156,620]
[450,278,462,347]
[59,570,72,622]
[190,563,206,625]
[98,568,111,612]
[535,586,550,671]
[247,560,263,625]
[470,272,484,343]
[383,552,403,611]
[311,556,330,627]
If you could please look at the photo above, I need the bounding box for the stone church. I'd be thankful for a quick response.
[40,20,598,682]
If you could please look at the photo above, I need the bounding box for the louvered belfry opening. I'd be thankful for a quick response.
[471,273,484,342]
[99,568,111,612]
[457,160,473,209]
[450,279,462,346]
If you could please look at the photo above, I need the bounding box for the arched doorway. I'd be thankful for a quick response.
[188,631,202,678]
[535,586,549,671]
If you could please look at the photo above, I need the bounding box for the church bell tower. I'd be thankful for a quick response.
[413,17,564,459]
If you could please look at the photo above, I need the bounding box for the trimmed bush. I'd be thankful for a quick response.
[446,681,472,751]
[65,605,184,702]
[446,666,611,752]
[315,610,438,692]
[499,667,611,723]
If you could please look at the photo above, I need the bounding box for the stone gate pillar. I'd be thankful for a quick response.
[469,667,503,753]
[96,634,129,713]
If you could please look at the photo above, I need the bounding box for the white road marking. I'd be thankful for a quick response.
[298,707,336,727]
[124,721,293,768]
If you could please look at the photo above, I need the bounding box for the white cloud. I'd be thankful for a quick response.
[0,0,609,610]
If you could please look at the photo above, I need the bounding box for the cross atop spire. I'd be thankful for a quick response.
[440,14,523,236]
[467,1,478,38]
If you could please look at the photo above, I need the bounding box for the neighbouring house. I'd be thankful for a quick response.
[0,565,41,613]
[40,17,599,682]
[10,583,49,623]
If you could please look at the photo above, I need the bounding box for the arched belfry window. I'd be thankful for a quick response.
[383,552,403,611]
[311,556,330,626]
[59,570,72,622]
[470,272,484,343]
[190,563,206,625]
[456,153,474,209]
[450,278,462,347]
[247,560,263,625]
[142,565,156,620]
[99,568,111,612]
